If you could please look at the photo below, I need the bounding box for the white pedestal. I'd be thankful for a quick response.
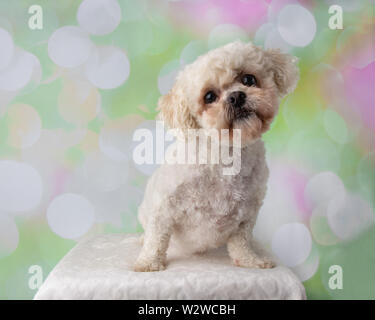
[34,234,306,300]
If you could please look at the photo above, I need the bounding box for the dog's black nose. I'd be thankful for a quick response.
[228,91,246,108]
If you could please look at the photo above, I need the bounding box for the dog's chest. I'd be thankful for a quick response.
[178,167,250,222]
[171,167,253,250]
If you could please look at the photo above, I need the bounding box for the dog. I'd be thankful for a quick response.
[134,41,299,272]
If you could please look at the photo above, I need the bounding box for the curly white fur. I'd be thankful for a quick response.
[134,41,299,272]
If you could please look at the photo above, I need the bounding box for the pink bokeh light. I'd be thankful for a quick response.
[168,0,268,33]
[343,61,375,132]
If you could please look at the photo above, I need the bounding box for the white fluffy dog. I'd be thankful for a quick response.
[134,41,299,272]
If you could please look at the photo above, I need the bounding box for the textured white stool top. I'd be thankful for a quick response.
[34,234,306,300]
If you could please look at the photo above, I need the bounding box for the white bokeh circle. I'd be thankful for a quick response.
[327,193,375,241]
[254,23,274,45]
[0,28,14,71]
[304,171,345,211]
[0,49,40,91]
[47,193,95,239]
[277,4,316,47]
[264,27,292,52]
[77,0,121,35]
[19,53,42,95]
[0,214,19,258]
[310,206,339,246]
[292,245,319,282]
[48,26,93,68]
[271,222,312,267]
[85,46,130,89]
[267,0,299,22]
[253,161,302,245]
[0,160,43,212]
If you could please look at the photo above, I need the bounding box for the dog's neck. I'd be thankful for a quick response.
[167,134,264,177]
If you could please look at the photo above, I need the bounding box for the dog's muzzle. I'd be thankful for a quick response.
[226,91,254,121]
[227,91,246,108]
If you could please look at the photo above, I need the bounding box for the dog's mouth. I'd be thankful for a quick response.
[233,107,255,121]
[226,101,260,124]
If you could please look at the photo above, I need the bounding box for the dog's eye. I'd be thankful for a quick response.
[241,74,257,87]
[204,91,217,104]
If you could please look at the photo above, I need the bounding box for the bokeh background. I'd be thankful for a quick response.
[0,0,374,300]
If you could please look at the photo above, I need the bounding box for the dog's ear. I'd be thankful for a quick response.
[265,49,299,97]
[157,86,198,131]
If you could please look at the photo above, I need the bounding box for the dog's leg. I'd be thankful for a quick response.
[227,221,275,269]
[134,214,172,272]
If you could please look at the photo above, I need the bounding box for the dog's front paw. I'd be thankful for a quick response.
[234,257,275,269]
[134,258,166,272]
[252,257,275,269]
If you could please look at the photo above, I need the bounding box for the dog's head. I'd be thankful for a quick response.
[158,41,299,146]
